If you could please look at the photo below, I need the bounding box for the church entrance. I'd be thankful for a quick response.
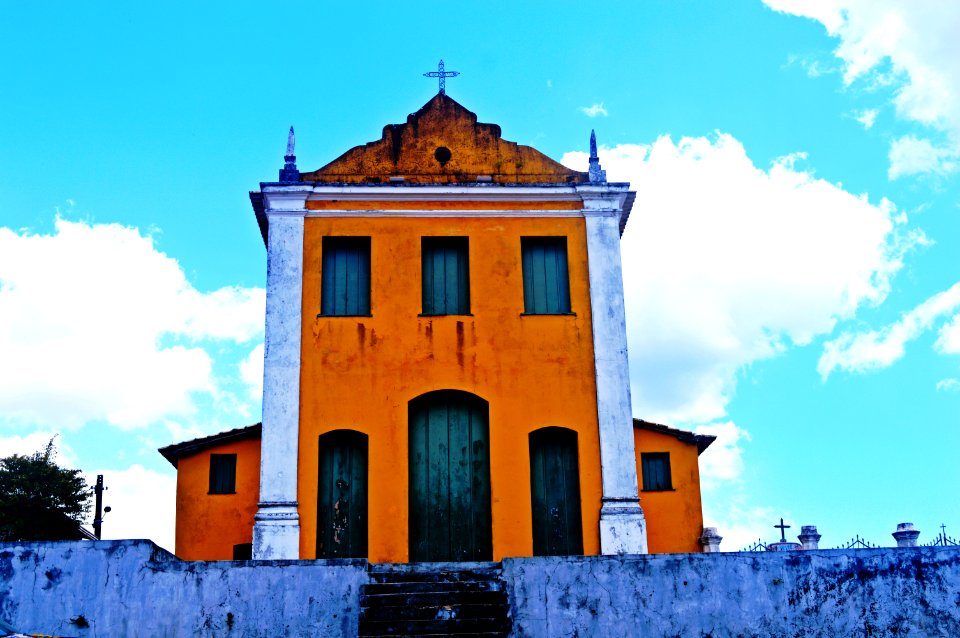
[529,427,584,556]
[408,391,492,562]
[317,430,368,559]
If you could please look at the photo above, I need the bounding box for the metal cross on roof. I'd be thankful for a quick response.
[774,518,791,543]
[423,59,460,95]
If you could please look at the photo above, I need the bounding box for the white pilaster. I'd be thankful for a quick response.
[253,187,310,560]
[580,185,648,555]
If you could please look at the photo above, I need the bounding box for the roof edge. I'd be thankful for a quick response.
[158,423,262,468]
[633,418,716,455]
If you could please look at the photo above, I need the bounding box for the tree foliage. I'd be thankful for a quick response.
[0,439,91,541]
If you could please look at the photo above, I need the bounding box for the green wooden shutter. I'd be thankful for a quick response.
[317,430,368,559]
[641,453,672,491]
[321,237,371,315]
[208,454,237,494]
[521,237,571,314]
[529,427,584,556]
[421,238,470,315]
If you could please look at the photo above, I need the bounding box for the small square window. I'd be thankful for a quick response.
[421,237,470,315]
[321,237,371,316]
[209,454,237,494]
[521,237,571,314]
[641,453,672,491]
[233,543,253,560]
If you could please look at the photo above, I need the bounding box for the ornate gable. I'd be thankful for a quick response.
[300,94,588,185]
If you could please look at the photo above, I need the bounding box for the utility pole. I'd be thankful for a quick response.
[93,475,108,540]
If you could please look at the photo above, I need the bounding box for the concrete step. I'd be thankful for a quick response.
[361,590,507,608]
[358,617,511,636]
[361,562,511,637]
[361,602,508,622]
[369,563,501,584]
[363,580,502,595]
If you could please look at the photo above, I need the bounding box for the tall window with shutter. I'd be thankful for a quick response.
[421,237,470,315]
[521,237,571,314]
[321,237,371,316]
[209,454,237,494]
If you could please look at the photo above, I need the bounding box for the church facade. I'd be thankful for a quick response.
[159,93,714,562]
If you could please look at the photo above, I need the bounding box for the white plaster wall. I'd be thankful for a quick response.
[504,549,960,637]
[0,541,366,637]
[4,541,959,637]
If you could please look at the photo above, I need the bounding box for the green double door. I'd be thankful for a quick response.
[317,430,368,559]
[408,391,492,562]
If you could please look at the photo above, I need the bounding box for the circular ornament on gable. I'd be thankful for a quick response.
[434,146,452,165]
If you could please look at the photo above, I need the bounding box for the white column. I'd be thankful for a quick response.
[581,186,648,555]
[253,190,308,560]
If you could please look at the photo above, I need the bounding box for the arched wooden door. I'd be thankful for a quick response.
[317,430,368,559]
[529,427,583,556]
[408,391,492,562]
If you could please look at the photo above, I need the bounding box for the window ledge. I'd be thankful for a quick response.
[419,313,474,317]
[520,312,577,317]
[316,314,374,318]
[208,492,237,495]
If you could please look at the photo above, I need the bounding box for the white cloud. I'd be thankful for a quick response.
[0,219,265,430]
[888,135,957,179]
[819,281,960,378]
[0,431,78,467]
[239,343,265,402]
[87,464,176,553]
[855,108,878,129]
[563,134,916,424]
[936,378,960,392]
[764,0,960,177]
[580,102,608,117]
[936,312,960,354]
[695,421,750,486]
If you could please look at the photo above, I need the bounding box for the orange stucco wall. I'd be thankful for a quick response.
[298,214,603,562]
[173,437,260,560]
[634,428,705,554]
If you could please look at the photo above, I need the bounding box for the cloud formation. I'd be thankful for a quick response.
[564,134,916,425]
[764,0,960,178]
[580,103,608,117]
[0,219,265,430]
[855,109,878,129]
[819,281,960,378]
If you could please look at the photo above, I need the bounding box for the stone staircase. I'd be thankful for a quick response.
[359,562,512,637]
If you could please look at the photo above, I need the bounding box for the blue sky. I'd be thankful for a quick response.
[1,1,958,552]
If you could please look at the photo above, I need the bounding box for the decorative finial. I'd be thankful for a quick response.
[279,125,300,183]
[286,126,295,157]
[423,59,460,96]
[588,129,606,183]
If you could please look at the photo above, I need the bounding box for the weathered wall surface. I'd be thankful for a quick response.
[504,548,960,637]
[0,540,365,638]
[5,541,960,637]
[298,215,604,562]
